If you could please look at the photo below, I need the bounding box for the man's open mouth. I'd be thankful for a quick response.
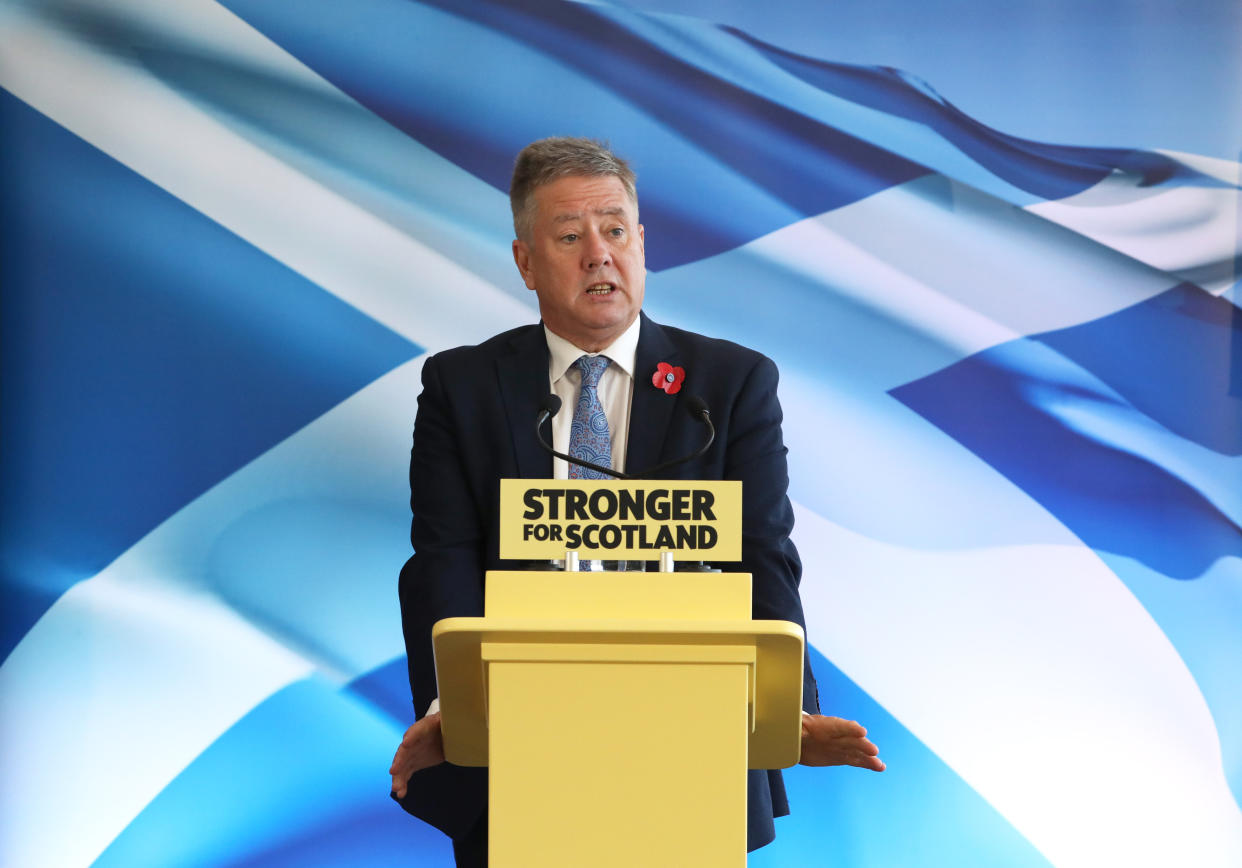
[586,283,615,295]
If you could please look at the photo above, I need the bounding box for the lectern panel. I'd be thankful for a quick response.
[488,659,749,867]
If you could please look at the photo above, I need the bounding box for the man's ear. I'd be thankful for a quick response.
[512,239,537,291]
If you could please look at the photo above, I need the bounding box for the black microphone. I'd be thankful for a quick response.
[536,393,561,431]
[534,394,631,479]
[628,396,715,478]
[684,395,710,422]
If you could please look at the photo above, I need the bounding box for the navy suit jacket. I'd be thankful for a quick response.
[396,313,817,850]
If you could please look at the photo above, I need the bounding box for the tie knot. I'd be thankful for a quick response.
[575,355,611,388]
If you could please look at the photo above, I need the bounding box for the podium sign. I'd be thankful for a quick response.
[498,479,742,561]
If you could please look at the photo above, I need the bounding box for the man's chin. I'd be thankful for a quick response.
[589,313,639,338]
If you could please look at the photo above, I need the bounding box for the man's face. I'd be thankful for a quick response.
[512,174,645,352]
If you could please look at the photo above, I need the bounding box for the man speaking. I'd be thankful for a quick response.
[390,137,883,866]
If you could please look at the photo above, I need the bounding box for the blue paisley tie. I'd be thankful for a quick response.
[569,355,612,479]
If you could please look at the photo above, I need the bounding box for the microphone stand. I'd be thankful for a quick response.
[533,396,720,573]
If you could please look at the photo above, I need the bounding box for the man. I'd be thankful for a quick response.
[391,138,883,866]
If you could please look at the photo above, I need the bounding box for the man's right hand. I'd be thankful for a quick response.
[389,711,446,798]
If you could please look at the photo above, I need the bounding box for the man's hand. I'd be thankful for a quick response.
[389,712,446,798]
[799,714,886,771]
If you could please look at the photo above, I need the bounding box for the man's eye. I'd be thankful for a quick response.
[610,227,625,237]
[561,234,578,243]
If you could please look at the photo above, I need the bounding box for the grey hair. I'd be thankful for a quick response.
[509,137,638,241]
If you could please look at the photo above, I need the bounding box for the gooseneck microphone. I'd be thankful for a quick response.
[631,395,715,478]
[533,394,716,479]
[534,393,561,435]
[534,394,630,479]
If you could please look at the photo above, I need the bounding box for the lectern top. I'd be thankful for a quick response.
[433,570,805,770]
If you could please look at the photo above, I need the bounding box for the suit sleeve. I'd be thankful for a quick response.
[398,353,487,717]
[395,353,489,838]
[725,355,820,715]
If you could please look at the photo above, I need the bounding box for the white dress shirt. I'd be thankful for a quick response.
[543,316,641,478]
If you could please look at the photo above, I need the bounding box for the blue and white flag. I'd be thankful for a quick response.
[1,1,1238,866]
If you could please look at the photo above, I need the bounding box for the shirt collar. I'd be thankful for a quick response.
[544,315,641,383]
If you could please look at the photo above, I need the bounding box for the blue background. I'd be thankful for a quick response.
[1,1,1238,866]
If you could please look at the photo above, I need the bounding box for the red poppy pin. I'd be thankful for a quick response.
[652,362,685,395]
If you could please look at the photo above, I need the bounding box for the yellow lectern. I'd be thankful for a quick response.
[434,479,804,864]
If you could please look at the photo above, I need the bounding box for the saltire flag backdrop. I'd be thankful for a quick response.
[2,0,1239,866]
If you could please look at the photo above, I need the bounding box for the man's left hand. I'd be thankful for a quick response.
[799,714,886,771]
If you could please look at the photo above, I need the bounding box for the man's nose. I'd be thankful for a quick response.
[583,232,611,269]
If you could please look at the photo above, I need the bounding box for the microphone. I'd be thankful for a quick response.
[628,396,715,478]
[534,394,631,479]
[536,393,561,431]
[684,395,710,422]
[533,395,716,479]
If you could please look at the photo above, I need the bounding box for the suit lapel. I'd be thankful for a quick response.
[626,314,680,476]
[497,325,554,479]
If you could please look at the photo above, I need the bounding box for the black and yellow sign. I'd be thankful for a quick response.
[499,479,742,561]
